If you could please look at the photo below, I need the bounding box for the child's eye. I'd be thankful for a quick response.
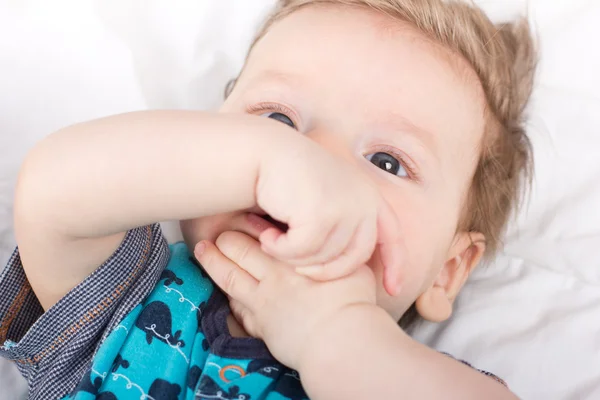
[262,112,297,129]
[365,152,408,177]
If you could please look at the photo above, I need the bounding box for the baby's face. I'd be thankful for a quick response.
[183,6,486,321]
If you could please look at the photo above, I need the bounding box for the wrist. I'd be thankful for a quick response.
[297,303,399,389]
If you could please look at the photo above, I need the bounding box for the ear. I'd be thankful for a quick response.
[415,232,485,323]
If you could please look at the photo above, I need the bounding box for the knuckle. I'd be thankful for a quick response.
[234,242,252,264]
[223,268,237,293]
[218,231,254,264]
[215,231,238,248]
[215,231,234,251]
[233,303,247,321]
[232,306,254,334]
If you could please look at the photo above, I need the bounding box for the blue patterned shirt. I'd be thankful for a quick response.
[0,224,505,399]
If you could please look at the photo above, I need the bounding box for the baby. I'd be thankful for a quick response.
[0,0,535,399]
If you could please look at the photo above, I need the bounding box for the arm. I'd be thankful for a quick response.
[15,110,297,309]
[299,305,517,400]
[194,232,513,400]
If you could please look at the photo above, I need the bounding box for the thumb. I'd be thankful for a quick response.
[377,199,405,297]
[229,299,260,339]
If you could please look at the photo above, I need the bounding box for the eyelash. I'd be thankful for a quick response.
[246,102,420,182]
[246,102,300,129]
[368,145,421,182]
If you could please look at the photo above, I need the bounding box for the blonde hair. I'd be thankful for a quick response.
[242,0,536,261]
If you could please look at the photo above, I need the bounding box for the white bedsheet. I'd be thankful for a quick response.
[0,1,599,399]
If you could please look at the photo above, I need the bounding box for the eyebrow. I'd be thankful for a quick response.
[377,112,437,152]
[248,70,304,89]
[247,70,437,153]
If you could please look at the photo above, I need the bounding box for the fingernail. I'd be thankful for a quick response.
[195,241,206,257]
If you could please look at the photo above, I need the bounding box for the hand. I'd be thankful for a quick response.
[258,138,404,295]
[194,231,378,371]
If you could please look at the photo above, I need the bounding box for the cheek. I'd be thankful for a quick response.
[371,189,454,319]
[388,193,439,275]
[389,185,459,269]
[369,249,435,321]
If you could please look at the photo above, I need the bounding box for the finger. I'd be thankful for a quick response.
[196,212,270,244]
[286,220,355,266]
[229,299,260,338]
[296,217,376,280]
[194,240,258,304]
[383,250,403,297]
[260,217,333,261]
[377,199,405,296]
[216,231,274,281]
[241,212,282,241]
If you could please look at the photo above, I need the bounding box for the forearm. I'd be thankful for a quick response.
[16,110,292,238]
[299,305,517,400]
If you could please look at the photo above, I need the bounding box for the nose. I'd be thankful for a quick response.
[305,128,354,163]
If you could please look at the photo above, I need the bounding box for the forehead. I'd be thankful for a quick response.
[241,5,484,154]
